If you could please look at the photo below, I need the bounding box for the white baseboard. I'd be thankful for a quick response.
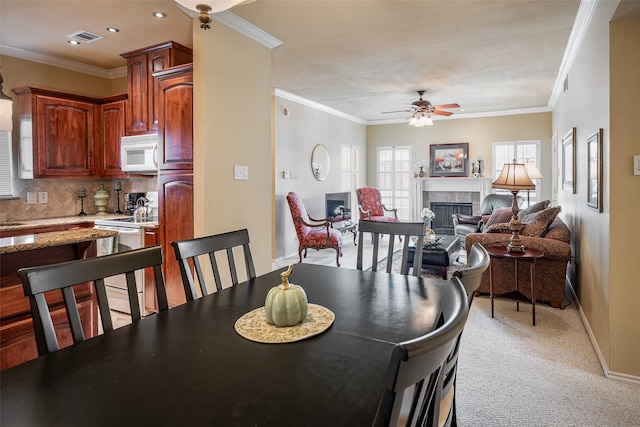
[568,284,640,385]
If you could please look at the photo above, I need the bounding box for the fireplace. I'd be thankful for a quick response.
[430,202,473,235]
[412,177,493,222]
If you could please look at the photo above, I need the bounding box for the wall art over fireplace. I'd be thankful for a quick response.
[429,143,469,177]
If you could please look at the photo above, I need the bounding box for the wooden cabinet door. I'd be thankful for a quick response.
[98,95,128,178]
[124,52,150,135]
[148,49,171,133]
[34,95,97,177]
[158,173,193,307]
[155,64,193,172]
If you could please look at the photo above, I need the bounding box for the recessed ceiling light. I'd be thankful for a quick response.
[152,11,166,18]
[106,27,119,33]
[68,40,80,45]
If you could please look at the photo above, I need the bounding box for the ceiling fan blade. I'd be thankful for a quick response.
[432,103,460,109]
[381,110,411,114]
[432,110,453,116]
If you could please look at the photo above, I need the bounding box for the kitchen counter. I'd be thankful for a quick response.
[0,228,118,254]
[0,214,124,234]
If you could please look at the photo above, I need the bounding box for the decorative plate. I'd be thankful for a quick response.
[234,303,335,344]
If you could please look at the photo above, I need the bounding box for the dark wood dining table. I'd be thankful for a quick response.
[0,263,450,426]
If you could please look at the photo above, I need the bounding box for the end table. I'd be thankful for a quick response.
[485,246,544,325]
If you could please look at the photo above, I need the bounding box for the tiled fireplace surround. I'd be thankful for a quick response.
[412,178,493,233]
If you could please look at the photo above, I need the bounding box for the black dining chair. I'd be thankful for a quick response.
[452,243,491,307]
[356,220,425,276]
[171,228,256,300]
[373,276,470,427]
[17,245,168,356]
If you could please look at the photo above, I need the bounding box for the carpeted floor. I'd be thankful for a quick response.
[458,294,640,426]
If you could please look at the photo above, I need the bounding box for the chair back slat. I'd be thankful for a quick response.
[18,245,168,356]
[357,220,425,276]
[374,277,470,427]
[171,229,256,299]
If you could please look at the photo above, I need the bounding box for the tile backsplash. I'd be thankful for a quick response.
[0,178,156,222]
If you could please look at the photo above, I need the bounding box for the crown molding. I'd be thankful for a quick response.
[274,88,368,125]
[0,44,127,79]
[175,5,283,49]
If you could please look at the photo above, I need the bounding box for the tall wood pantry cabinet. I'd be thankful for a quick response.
[120,41,192,135]
[153,64,194,306]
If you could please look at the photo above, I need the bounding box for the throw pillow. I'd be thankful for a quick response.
[484,207,513,229]
[521,206,561,237]
[485,223,513,234]
[519,200,550,217]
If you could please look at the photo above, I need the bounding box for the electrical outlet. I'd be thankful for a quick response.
[38,192,48,204]
[234,165,249,181]
[27,192,37,204]
[283,171,291,179]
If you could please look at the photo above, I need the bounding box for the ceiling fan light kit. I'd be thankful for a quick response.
[175,0,255,30]
[381,90,460,128]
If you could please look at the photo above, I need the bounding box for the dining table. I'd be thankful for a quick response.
[0,263,451,426]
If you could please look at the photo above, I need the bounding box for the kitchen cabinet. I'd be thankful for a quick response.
[97,94,128,178]
[13,87,98,178]
[154,63,194,306]
[154,64,194,172]
[120,41,192,136]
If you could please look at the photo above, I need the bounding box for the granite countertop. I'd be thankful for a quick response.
[0,228,118,255]
[0,214,125,233]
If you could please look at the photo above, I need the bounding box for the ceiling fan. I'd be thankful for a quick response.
[381,90,460,117]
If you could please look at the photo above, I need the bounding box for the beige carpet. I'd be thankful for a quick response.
[457,294,640,426]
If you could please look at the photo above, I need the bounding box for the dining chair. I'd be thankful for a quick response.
[356,220,425,276]
[17,245,168,356]
[171,228,256,300]
[452,243,491,307]
[286,191,343,267]
[373,276,470,427]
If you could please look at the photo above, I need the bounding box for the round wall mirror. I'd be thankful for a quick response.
[311,144,330,181]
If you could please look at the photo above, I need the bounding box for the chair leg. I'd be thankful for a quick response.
[335,248,341,267]
[298,247,303,263]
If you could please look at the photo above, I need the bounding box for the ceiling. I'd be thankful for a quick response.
[0,0,583,124]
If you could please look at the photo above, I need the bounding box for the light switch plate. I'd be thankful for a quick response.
[634,155,640,176]
[27,192,37,204]
[283,170,291,179]
[234,165,249,180]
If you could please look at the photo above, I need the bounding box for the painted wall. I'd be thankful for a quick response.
[0,55,125,97]
[366,113,553,204]
[552,0,640,378]
[193,23,273,276]
[609,10,640,378]
[273,96,367,260]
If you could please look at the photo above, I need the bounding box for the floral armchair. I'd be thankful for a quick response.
[286,192,343,267]
[355,187,399,222]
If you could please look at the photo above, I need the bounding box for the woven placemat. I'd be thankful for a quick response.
[234,303,335,344]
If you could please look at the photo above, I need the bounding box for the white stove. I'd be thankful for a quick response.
[93,214,158,316]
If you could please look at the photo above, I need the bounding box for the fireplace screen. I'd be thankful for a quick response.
[430,202,473,234]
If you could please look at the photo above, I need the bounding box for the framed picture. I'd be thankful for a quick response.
[429,143,469,177]
[562,128,576,193]
[587,129,603,212]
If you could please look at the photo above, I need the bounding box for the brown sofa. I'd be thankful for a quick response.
[464,217,571,308]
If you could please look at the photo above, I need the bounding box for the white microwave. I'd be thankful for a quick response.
[120,134,159,174]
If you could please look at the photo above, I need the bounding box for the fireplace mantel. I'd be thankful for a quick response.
[411,177,493,220]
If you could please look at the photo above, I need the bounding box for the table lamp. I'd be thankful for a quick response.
[491,160,535,253]
[524,159,543,205]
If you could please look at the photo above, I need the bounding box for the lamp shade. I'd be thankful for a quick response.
[524,159,543,179]
[492,160,535,191]
[175,0,254,14]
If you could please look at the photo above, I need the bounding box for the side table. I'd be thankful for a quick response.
[485,246,544,326]
[333,221,357,245]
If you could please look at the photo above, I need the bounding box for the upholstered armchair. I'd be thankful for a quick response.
[452,194,521,239]
[286,192,343,267]
[355,187,399,222]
